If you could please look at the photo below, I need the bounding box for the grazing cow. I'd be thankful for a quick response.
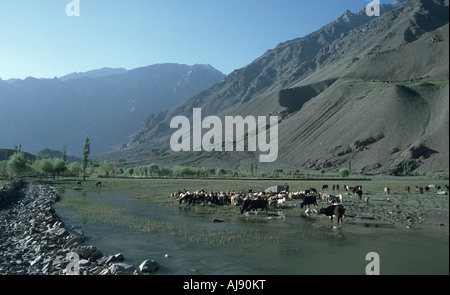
[96,181,102,187]
[319,205,345,225]
[356,189,363,200]
[405,186,410,193]
[321,185,328,190]
[76,181,82,186]
[240,199,268,214]
[384,187,390,194]
[300,195,318,209]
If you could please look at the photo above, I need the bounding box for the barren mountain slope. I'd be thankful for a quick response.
[110,0,449,174]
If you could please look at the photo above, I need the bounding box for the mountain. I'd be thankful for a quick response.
[112,0,449,175]
[59,67,128,81]
[0,63,225,156]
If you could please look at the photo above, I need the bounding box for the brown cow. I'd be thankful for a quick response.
[319,205,345,225]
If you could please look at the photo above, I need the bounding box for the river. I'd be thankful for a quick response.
[55,189,449,275]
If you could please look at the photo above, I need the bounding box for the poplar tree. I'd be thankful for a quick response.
[82,136,90,181]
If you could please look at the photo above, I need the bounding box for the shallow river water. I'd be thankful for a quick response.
[56,190,449,275]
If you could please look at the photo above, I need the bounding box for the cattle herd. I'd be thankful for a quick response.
[171,184,357,226]
[171,183,449,226]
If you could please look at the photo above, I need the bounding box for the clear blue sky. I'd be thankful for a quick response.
[0,0,396,80]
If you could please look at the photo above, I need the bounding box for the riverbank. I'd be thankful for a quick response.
[2,177,448,275]
[0,178,159,275]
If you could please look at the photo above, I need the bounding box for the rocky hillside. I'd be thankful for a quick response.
[110,0,449,175]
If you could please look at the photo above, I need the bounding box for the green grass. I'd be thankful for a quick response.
[45,175,448,201]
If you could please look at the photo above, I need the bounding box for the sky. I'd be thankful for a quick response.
[0,0,397,80]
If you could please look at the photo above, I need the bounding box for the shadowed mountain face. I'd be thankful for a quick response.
[110,0,448,175]
[0,64,225,156]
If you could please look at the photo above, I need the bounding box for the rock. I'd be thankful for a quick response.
[30,255,43,267]
[98,268,111,275]
[139,259,160,274]
[89,249,104,261]
[113,253,125,261]
[55,228,69,237]
[64,236,85,249]
[109,263,137,275]
[73,245,97,259]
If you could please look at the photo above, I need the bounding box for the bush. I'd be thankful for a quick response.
[339,168,350,178]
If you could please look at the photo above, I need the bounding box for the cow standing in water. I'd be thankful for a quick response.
[240,199,268,214]
[319,205,345,226]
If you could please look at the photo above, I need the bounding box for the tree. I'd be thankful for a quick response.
[62,145,67,162]
[40,159,54,179]
[0,160,7,176]
[7,152,28,179]
[148,163,160,177]
[53,159,66,179]
[82,136,90,181]
[99,160,117,177]
[68,162,82,177]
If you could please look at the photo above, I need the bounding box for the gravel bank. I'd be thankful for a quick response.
[0,178,159,275]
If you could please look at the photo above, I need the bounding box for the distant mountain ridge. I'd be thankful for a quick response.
[58,67,128,81]
[111,0,449,175]
[0,63,225,156]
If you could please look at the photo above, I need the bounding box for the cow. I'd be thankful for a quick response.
[384,187,390,194]
[356,189,363,200]
[76,181,82,186]
[178,192,193,205]
[240,199,268,214]
[321,185,328,190]
[319,205,345,225]
[300,195,318,210]
[95,181,102,187]
[405,186,410,193]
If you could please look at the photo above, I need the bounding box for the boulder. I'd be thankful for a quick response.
[139,259,160,274]
[109,263,137,275]
[73,245,96,259]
